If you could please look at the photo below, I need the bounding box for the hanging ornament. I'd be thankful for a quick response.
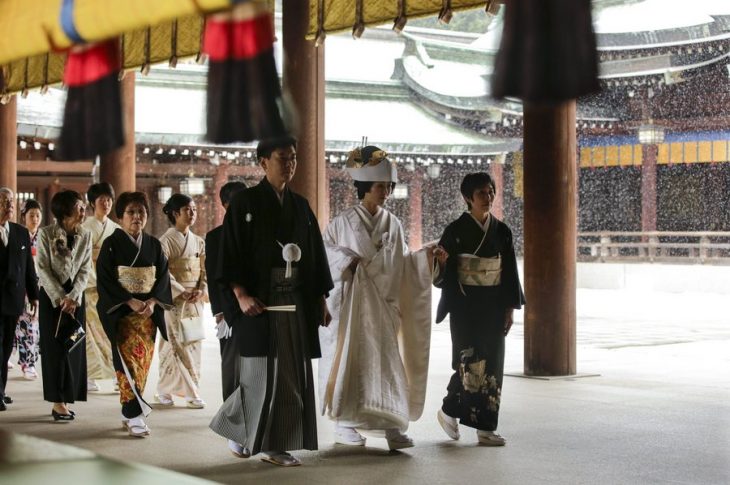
[203,2,288,144]
[56,40,124,161]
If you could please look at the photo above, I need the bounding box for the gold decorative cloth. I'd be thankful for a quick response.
[169,257,202,287]
[456,254,501,287]
[117,266,156,294]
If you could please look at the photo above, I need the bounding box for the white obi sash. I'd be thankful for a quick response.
[456,254,501,287]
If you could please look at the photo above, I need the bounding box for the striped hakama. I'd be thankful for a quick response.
[210,268,317,454]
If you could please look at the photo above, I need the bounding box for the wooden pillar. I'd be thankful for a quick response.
[523,101,577,376]
[100,73,136,194]
[408,171,423,250]
[641,144,658,232]
[213,163,229,227]
[0,96,17,197]
[282,1,327,226]
[490,161,504,220]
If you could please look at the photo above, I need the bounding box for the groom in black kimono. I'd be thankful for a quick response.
[210,136,333,467]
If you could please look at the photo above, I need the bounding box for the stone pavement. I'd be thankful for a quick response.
[1,287,729,484]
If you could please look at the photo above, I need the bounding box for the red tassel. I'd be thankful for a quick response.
[204,10,288,144]
[57,40,124,160]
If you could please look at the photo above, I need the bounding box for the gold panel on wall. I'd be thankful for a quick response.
[698,141,712,163]
[606,145,619,166]
[580,147,592,168]
[712,141,728,162]
[657,143,669,164]
[592,146,605,167]
[684,142,698,163]
[670,143,683,164]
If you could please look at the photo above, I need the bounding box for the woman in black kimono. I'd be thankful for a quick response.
[433,172,525,446]
[96,192,172,437]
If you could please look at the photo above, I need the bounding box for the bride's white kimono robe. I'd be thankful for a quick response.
[319,205,432,431]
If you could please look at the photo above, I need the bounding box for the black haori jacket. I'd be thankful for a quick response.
[216,178,333,358]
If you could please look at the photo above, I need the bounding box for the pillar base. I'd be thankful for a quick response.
[505,372,601,381]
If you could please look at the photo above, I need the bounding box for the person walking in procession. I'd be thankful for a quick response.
[96,192,173,437]
[14,199,43,381]
[433,172,525,446]
[0,188,39,411]
[37,190,93,421]
[209,136,334,467]
[156,194,208,409]
[205,181,248,456]
[319,146,436,450]
[81,182,120,392]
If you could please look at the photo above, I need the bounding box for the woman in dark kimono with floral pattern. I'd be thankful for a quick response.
[433,172,525,446]
[96,192,173,437]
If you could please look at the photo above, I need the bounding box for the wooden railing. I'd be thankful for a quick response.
[577,232,730,264]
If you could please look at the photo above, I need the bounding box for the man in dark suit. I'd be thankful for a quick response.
[206,181,247,404]
[0,188,39,411]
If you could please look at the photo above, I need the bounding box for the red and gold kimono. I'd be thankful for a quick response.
[96,228,172,419]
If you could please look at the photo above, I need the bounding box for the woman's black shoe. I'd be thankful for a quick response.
[52,409,75,421]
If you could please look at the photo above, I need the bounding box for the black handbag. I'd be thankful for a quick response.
[55,311,86,353]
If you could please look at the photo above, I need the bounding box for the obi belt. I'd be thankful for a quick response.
[117,266,156,294]
[456,254,501,287]
[168,257,202,287]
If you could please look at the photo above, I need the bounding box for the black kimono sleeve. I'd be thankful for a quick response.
[218,192,255,292]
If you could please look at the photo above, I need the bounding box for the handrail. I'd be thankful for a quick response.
[577,231,730,264]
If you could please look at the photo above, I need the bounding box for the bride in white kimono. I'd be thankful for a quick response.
[320,146,435,450]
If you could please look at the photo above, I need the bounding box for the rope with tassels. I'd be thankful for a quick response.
[439,0,453,25]
[353,0,365,39]
[394,0,408,33]
[315,0,326,46]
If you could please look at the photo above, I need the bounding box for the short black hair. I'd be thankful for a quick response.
[115,192,150,219]
[87,182,115,207]
[353,181,396,200]
[162,193,193,225]
[460,172,496,209]
[256,135,297,160]
[20,198,42,217]
[219,181,247,206]
[51,190,84,222]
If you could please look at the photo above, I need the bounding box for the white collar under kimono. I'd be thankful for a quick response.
[351,204,394,255]
[127,231,143,248]
[469,212,491,233]
[353,203,383,236]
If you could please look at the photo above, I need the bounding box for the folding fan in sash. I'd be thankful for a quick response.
[203,1,289,143]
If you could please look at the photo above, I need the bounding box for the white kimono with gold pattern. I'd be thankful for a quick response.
[82,216,120,380]
[319,205,432,431]
[157,228,208,399]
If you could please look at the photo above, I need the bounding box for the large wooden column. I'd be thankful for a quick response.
[523,101,577,376]
[490,161,504,220]
[100,73,136,194]
[212,163,229,226]
[0,96,17,196]
[641,144,658,232]
[282,2,327,225]
[407,171,423,250]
